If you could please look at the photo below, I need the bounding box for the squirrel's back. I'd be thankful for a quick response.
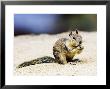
[53,38,69,53]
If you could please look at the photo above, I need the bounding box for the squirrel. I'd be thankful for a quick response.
[17,29,84,68]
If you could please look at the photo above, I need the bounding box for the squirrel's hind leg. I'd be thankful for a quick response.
[58,53,67,64]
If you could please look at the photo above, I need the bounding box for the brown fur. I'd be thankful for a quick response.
[53,30,84,64]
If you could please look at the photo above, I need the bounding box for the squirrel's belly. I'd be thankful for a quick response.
[66,52,75,58]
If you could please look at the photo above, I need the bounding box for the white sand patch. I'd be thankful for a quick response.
[14,31,97,76]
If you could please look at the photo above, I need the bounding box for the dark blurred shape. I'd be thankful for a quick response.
[14,14,97,36]
[67,14,97,31]
[14,14,69,35]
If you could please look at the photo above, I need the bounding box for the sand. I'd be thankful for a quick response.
[14,31,97,76]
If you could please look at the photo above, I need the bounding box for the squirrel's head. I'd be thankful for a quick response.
[69,29,84,53]
[69,29,82,45]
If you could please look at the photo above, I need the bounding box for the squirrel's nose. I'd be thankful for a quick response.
[80,46,84,50]
[77,46,84,50]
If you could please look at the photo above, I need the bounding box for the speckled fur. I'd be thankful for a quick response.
[53,30,84,64]
[17,56,57,68]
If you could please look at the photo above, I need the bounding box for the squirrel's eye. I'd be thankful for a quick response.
[79,41,82,44]
[73,37,75,39]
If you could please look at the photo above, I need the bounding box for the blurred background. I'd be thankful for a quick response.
[14,14,97,36]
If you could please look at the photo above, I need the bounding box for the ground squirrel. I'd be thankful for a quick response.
[17,29,84,68]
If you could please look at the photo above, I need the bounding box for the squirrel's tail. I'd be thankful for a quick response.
[17,56,56,68]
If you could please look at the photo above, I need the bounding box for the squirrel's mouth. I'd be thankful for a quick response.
[80,47,84,50]
[73,44,84,50]
[77,46,84,50]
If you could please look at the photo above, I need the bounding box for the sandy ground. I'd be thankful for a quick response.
[14,31,97,76]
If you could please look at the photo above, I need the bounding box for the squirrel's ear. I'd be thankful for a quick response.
[75,29,78,34]
[69,31,72,37]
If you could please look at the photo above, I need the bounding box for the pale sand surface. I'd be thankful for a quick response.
[14,31,97,76]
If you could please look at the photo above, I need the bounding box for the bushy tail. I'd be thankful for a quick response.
[17,56,56,68]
